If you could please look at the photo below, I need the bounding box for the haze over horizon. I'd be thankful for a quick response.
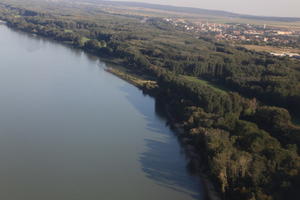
[112,0,300,18]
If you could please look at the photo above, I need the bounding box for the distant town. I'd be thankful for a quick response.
[163,18,300,59]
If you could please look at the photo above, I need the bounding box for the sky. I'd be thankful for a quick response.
[114,0,300,18]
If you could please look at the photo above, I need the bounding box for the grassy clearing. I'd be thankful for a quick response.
[81,37,90,43]
[106,68,157,89]
[64,29,73,33]
[182,75,228,94]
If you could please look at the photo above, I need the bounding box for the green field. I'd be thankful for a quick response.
[182,75,228,94]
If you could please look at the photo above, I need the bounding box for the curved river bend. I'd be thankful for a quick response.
[0,25,203,200]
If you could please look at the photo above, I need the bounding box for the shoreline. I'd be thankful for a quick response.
[3,22,221,200]
[106,67,221,200]
[164,104,222,200]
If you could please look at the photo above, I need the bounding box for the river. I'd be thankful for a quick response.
[0,25,204,200]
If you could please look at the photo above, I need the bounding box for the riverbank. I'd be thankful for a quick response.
[164,104,222,200]
[165,109,222,200]
[106,67,221,200]
[105,68,157,90]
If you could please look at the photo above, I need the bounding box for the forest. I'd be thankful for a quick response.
[0,1,299,200]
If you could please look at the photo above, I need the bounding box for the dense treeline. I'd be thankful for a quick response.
[0,2,300,200]
[155,70,300,200]
[1,4,299,117]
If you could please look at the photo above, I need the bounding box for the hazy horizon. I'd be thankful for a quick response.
[112,0,300,18]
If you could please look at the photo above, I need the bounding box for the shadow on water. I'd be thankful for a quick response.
[292,115,300,126]
[119,84,204,200]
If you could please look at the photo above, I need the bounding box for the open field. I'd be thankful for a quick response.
[98,5,300,31]
[242,45,300,54]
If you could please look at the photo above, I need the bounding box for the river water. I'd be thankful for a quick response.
[0,25,203,200]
